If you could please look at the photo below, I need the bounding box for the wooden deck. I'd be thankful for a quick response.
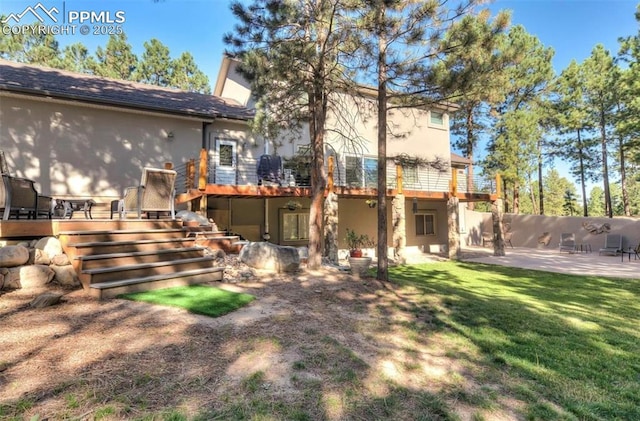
[0,219,181,239]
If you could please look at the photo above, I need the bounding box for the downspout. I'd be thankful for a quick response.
[263,199,271,241]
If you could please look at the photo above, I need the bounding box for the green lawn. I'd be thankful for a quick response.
[118,284,255,318]
[389,262,640,421]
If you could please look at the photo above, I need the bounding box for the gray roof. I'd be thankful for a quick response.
[0,59,254,121]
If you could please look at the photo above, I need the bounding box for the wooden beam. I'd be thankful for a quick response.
[327,155,335,193]
[198,148,207,190]
[396,164,403,195]
[451,168,458,197]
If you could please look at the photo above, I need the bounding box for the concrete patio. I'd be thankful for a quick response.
[458,246,640,279]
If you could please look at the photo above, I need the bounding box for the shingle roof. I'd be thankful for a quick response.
[0,59,254,121]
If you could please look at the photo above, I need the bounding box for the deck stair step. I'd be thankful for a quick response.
[68,238,198,256]
[59,228,187,243]
[77,247,207,270]
[84,256,215,284]
[89,267,224,299]
[56,220,226,300]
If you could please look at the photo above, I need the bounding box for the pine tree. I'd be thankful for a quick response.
[549,60,600,216]
[91,33,137,80]
[485,25,554,213]
[582,44,616,218]
[224,0,358,269]
[135,38,171,86]
[170,52,211,94]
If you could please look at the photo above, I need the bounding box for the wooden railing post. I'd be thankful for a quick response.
[450,168,458,197]
[198,148,207,190]
[327,155,334,193]
[495,173,502,198]
[396,164,403,194]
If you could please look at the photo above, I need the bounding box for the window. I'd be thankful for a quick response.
[219,144,233,167]
[346,155,377,188]
[283,212,309,241]
[430,111,444,126]
[415,212,436,236]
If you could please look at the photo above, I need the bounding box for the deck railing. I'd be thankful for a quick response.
[176,149,497,196]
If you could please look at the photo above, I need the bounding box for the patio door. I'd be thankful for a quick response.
[212,139,237,185]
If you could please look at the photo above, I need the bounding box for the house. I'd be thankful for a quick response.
[0,57,495,257]
[209,56,495,256]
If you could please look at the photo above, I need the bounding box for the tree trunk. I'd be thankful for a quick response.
[376,10,388,282]
[577,129,588,216]
[307,90,327,269]
[466,108,475,211]
[537,138,544,215]
[600,110,612,218]
[619,127,630,217]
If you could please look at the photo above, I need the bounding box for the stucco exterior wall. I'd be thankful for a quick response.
[464,208,640,252]
[0,94,205,201]
[1,94,257,204]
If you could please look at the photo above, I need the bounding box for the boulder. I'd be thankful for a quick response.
[3,269,20,289]
[34,237,63,259]
[51,254,71,266]
[30,292,63,308]
[239,242,300,273]
[31,248,51,265]
[51,265,80,287]
[16,265,55,289]
[0,245,30,267]
[176,210,211,226]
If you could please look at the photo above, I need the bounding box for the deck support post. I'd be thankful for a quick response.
[323,156,338,264]
[447,195,460,260]
[492,198,505,256]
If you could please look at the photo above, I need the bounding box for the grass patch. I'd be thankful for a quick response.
[118,284,255,318]
[389,261,640,421]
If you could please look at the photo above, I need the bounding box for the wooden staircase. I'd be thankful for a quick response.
[58,220,237,300]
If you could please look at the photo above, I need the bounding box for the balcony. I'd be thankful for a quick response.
[174,151,497,202]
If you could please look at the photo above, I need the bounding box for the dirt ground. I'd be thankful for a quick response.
[0,255,521,421]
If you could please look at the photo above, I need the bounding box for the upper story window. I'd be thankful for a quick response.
[430,111,444,127]
[346,156,377,188]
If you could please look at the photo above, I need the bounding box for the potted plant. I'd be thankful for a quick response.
[285,200,302,211]
[345,228,375,278]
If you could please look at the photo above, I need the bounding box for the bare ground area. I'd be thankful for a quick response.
[1,255,523,421]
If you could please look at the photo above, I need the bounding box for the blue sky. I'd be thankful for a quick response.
[2,0,639,191]
[3,0,638,88]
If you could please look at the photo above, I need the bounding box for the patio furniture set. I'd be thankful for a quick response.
[0,152,176,221]
[559,232,639,262]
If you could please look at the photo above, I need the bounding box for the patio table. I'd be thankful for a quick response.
[55,199,95,219]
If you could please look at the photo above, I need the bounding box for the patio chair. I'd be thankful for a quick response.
[598,234,622,256]
[122,167,177,219]
[559,233,576,253]
[504,231,514,248]
[0,174,39,220]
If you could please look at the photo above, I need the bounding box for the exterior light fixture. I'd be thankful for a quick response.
[412,197,418,213]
